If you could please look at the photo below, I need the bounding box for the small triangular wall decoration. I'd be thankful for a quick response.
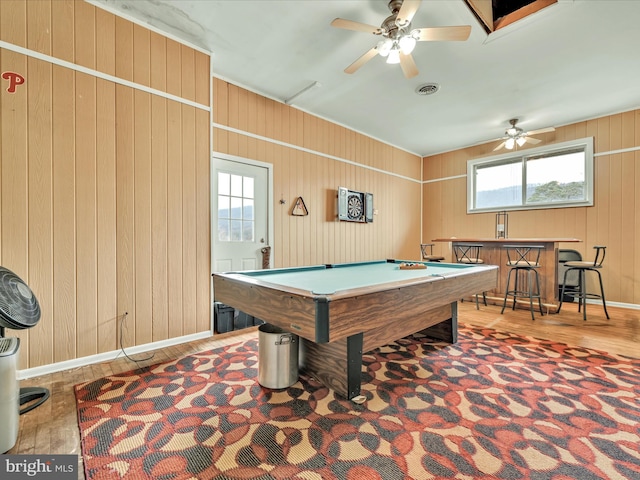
[292,197,309,216]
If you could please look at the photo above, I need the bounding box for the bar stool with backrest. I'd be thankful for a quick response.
[453,244,486,309]
[501,245,545,320]
[557,246,609,321]
[558,249,583,302]
[420,243,445,262]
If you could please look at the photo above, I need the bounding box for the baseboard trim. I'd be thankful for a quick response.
[596,300,640,310]
[17,330,213,380]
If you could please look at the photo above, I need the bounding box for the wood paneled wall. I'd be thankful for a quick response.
[423,109,640,305]
[0,0,211,369]
[213,79,422,267]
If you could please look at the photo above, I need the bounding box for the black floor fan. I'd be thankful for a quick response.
[0,266,50,414]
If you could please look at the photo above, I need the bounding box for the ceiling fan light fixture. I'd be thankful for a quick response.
[331,0,472,79]
[505,137,516,150]
[386,46,401,64]
[399,35,417,54]
[493,119,555,152]
[377,39,393,57]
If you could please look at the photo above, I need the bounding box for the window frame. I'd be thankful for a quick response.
[467,137,594,214]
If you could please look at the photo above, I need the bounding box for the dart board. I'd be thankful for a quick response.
[338,186,373,223]
[347,194,364,220]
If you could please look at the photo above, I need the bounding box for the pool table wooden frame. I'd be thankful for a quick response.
[212,259,498,399]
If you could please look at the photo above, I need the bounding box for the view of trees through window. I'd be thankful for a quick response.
[469,140,593,212]
[217,172,255,241]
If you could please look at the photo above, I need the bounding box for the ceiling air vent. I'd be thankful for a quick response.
[415,83,439,96]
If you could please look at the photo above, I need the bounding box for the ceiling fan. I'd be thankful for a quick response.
[331,0,471,79]
[493,119,556,151]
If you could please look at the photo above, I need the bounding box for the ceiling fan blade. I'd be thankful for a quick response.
[526,126,555,135]
[396,0,421,27]
[399,52,419,78]
[413,25,472,42]
[524,136,542,145]
[493,141,506,152]
[331,18,382,35]
[344,47,379,74]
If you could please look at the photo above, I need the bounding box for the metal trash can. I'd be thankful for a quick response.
[258,324,299,389]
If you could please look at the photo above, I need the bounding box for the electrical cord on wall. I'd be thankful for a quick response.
[119,312,155,365]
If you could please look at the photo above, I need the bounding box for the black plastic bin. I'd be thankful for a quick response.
[235,311,254,329]
[214,302,235,333]
[214,303,266,333]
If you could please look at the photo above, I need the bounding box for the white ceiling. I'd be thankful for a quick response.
[90,0,640,157]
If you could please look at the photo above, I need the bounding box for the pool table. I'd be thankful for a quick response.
[212,259,498,399]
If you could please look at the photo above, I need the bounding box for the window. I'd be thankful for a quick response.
[217,172,255,241]
[467,137,593,213]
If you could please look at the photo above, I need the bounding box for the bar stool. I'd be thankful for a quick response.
[420,243,445,262]
[558,246,609,321]
[453,244,486,309]
[558,249,582,302]
[501,245,544,320]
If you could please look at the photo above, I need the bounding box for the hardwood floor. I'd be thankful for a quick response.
[467,297,639,358]
[6,300,639,479]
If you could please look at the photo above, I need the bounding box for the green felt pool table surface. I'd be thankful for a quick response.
[239,260,474,295]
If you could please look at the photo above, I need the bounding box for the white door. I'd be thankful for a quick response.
[212,156,270,273]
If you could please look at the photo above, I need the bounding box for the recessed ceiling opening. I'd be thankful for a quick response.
[494,0,538,22]
[464,0,557,34]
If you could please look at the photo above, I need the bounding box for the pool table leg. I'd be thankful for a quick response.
[420,302,458,343]
[299,333,363,400]
[299,302,458,400]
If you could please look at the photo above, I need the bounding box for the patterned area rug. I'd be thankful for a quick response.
[75,325,640,480]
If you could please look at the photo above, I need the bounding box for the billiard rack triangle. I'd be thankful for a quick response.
[292,197,308,216]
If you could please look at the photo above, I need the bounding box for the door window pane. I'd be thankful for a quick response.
[218,195,230,219]
[230,197,242,219]
[242,220,254,242]
[230,220,242,241]
[218,219,230,241]
[243,199,254,220]
[243,177,254,199]
[218,173,230,195]
[230,174,243,197]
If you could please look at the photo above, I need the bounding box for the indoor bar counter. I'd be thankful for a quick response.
[432,237,581,311]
